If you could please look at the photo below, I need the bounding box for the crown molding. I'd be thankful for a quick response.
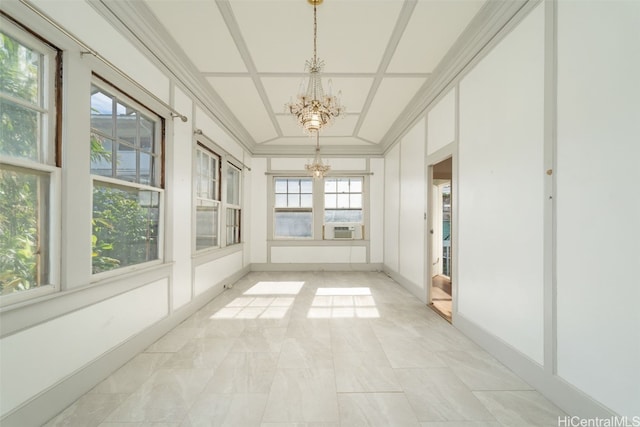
[381,0,535,154]
[89,0,257,154]
[251,144,384,158]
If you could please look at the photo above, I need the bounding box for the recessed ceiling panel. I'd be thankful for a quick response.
[262,76,374,114]
[263,137,370,146]
[145,0,247,73]
[387,0,485,73]
[358,77,427,143]
[275,114,358,138]
[206,77,277,143]
[231,0,403,73]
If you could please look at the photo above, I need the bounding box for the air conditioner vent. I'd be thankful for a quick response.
[334,226,354,239]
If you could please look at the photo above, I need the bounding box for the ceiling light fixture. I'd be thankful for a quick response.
[286,0,344,135]
[306,132,331,179]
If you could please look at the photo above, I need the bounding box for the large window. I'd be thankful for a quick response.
[274,177,313,239]
[195,145,220,250]
[0,20,59,298]
[226,163,241,245]
[324,177,363,223]
[90,82,163,274]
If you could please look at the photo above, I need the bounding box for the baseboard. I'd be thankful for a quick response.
[382,266,427,303]
[454,313,618,419]
[250,263,384,272]
[0,268,249,427]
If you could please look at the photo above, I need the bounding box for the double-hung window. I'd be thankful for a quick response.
[195,144,220,250]
[0,20,60,299]
[226,163,241,245]
[89,81,163,274]
[324,177,363,224]
[274,177,313,239]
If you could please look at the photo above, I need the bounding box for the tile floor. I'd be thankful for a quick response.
[44,271,565,426]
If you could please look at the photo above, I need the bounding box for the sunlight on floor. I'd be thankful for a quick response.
[308,287,380,319]
[210,281,304,319]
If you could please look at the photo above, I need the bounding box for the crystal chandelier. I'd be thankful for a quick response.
[286,0,344,134]
[306,132,331,179]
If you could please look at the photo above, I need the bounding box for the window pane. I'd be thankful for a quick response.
[325,210,363,223]
[337,178,349,193]
[227,166,240,205]
[196,202,218,250]
[92,183,160,273]
[139,152,153,186]
[337,194,349,208]
[90,137,113,177]
[275,194,287,207]
[275,211,312,238]
[325,194,336,209]
[275,179,287,193]
[0,98,38,161]
[116,142,136,182]
[350,194,362,208]
[288,179,300,193]
[324,179,337,193]
[0,167,49,294]
[350,178,363,193]
[139,115,154,151]
[0,32,40,105]
[90,90,113,136]
[300,179,313,193]
[300,194,313,208]
[287,194,300,207]
[116,102,137,145]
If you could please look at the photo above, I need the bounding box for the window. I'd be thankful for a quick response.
[195,145,220,250]
[324,177,363,223]
[274,177,313,239]
[1,20,59,298]
[90,82,163,274]
[226,163,241,245]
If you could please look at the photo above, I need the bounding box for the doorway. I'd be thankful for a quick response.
[429,157,452,321]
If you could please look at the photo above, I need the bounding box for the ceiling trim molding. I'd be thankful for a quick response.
[352,0,418,137]
[90,0,257,153]
[251,144,384,158]
[380,0,537,154]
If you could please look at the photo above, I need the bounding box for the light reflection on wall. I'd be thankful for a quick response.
[308,287,380,319]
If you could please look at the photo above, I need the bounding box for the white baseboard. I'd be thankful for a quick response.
[454,313,617,418]
[251,263,384,272]
[0,267,249,427]
[382,266,427,303]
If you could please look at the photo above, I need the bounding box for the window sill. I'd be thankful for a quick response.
[192,243,244,266]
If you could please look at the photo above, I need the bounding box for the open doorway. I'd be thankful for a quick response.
[429,157,452,321]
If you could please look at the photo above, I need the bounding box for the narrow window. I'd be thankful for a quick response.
[226,163,241,245]
[89,82,163,274]
[324,177,363,224]
[194,144,220,250]
[274,177,313,239]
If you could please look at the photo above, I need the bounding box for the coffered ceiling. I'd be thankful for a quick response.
[100,0,499,155]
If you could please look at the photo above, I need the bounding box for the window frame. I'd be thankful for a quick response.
[0,17,61,306]
[225,162,242,246]
[89,78,165,278]
[323,176,364,225]
[194,143,221,252]
[273,176,315,240]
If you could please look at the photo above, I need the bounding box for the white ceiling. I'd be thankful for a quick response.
[128,0,487,154]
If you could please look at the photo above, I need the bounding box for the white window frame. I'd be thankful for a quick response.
[194,143,221,251]
[0,18,61,306]
[89,79,164,278]
[323,176,364,224]
[225,162,242,246]
[273,177,314,240]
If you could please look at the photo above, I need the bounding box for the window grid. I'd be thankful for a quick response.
[274,177,313,239]
[324,177,363,224]
[195,145,221,251]
[226,163,241,246]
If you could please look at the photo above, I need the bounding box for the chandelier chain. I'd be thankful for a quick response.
[313,2,317,63]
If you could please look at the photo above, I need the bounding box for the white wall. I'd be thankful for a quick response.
[369,158,385,263]
[457,2,545,364]
[555,0,640,417]
[250,158,268,264]
[427,89,456,155]
[384,145,400,272]
[399,119,426,291]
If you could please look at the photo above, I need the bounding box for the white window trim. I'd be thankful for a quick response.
[193,144,221,252]
[273,176,315,240]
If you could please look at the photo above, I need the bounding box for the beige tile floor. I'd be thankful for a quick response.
[44,271,565,427]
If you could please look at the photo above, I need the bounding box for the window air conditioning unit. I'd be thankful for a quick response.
[334,226,355,239]
[324,223,363,240]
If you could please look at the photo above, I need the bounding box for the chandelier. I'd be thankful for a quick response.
[286,0,344,134]
[306,132,331,179]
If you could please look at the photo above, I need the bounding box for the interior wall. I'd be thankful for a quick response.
[427,89,456,155]
[383,145,401,272]
[457,1,545,364]
[369,158,385,264]
[555,0,640,417]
